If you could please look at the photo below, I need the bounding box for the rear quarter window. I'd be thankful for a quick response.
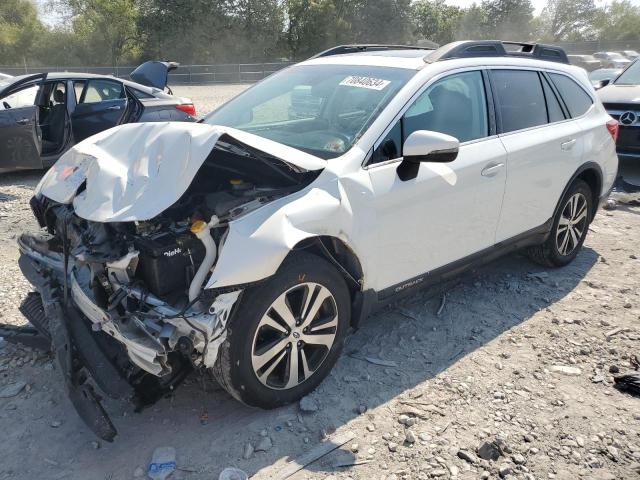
[549,73,593,117]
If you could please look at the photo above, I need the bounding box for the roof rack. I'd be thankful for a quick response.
[425,41,569,64]
[311,44,436,59]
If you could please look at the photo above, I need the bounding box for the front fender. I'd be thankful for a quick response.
[205,172,355,289]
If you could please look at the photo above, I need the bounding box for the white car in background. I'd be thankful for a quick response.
[18,41,618,440]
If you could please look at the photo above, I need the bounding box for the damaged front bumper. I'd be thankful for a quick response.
[17,234,241,441]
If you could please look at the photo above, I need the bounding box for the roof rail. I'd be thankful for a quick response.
[311,44,437,59]
[425,40,569,64]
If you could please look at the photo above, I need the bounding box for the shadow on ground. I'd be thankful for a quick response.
[1,236,599,479]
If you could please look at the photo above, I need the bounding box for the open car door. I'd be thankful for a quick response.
[0,73,46,172]
[71,78,128,143]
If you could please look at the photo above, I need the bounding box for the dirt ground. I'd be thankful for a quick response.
[0,85,639,480]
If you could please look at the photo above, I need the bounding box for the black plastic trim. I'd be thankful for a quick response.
[426,41,569,65]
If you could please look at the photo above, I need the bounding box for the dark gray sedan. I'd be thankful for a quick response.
[0,62,197,173]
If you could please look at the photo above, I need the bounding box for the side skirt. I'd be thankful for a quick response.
[369,218,553,312]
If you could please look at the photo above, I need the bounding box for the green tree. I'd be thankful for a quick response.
[537,0,597,41]
[593,0,640,41]
[0,0,43,65]
[412,0,462,45]
[55,0,141,67]
[482,0,534,40]
[456,3,490,40]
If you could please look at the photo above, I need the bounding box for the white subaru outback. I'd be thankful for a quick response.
[18,41,618,440]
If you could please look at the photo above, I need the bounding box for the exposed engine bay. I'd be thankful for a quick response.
[18,132,322,440]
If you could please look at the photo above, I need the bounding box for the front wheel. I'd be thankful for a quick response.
[527,179,593,267]
[212,252,350,408]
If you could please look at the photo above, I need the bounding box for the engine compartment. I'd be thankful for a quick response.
[25,136,322,377]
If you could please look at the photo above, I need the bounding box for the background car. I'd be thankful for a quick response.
[598,58,640,163]
[0,72,13,82]
[589,68,623,88]
[593,51,632,69]
[621,50,640,60]
[568,54,602,71]
[0,61,197,173]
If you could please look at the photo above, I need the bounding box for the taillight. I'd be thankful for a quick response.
[176,103,196,117]
[606,118,619,143]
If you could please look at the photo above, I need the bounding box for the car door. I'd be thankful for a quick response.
[71,78,127,142]
[0,74,46,171]
[365,70,508,293]
[490,69,584,243]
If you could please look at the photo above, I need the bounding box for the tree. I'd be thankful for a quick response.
[352,0,413,45]
[538,0,597,41]
[593,0,640,41]
[55,0,141,67]
[481,0,534,40]
[456,3,490,40]
[0,0,43,65]
[412,0,462,45]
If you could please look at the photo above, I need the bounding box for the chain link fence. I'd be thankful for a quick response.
[2,41,640,83]
[0,62,295,84]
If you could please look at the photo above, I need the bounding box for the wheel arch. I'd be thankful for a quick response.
[286,235,373,328]
[555,162,603,221]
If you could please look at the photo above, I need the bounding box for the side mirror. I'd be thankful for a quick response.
[397,130,459,181]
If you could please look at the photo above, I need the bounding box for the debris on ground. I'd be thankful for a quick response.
[219,467,248,480]
[147,446,177,480]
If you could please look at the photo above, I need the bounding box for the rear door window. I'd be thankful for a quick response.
[549,73,593,117]
[80,79,124,104]
[491,70,547,133]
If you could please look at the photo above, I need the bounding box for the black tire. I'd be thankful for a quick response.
[212,252,350,408]
[527,179,593,267]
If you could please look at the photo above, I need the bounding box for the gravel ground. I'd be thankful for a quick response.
[0,86,639,480]
[172,84,251,115]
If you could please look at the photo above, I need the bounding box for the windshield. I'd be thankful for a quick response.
[614,61,640,85]
[204,64,416,159]
[609,53,626,60]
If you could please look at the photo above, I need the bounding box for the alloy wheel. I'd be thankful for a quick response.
[556,192,588,256]
[251,282,338,390]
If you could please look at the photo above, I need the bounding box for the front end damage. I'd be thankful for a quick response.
[18,122,325,440]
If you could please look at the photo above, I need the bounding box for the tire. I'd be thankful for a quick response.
[527,179,593,267]
[212,252,350,408]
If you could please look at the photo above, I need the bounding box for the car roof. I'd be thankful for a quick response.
[302,50,582,74]
[5,72,161,96]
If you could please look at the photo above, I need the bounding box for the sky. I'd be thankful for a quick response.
[446,0,640,15]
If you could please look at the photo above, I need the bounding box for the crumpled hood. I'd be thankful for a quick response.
[36,122,326,222]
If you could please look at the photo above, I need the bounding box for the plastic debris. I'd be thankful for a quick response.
[147,446,176,480]
[219,467,248,480]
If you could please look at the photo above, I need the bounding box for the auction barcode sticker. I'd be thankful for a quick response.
[339,76,391,90]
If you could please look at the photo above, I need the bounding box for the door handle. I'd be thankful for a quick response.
[481,162,504,177]
[106,105,122,111]
[15,118,30,125]
[561,139,576,151]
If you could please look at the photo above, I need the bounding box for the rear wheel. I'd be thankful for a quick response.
[212,252,350,408]
[527,179,593,267]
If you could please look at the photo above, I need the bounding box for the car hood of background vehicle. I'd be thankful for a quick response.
[35,122,327,222]
[598,84,640,104]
